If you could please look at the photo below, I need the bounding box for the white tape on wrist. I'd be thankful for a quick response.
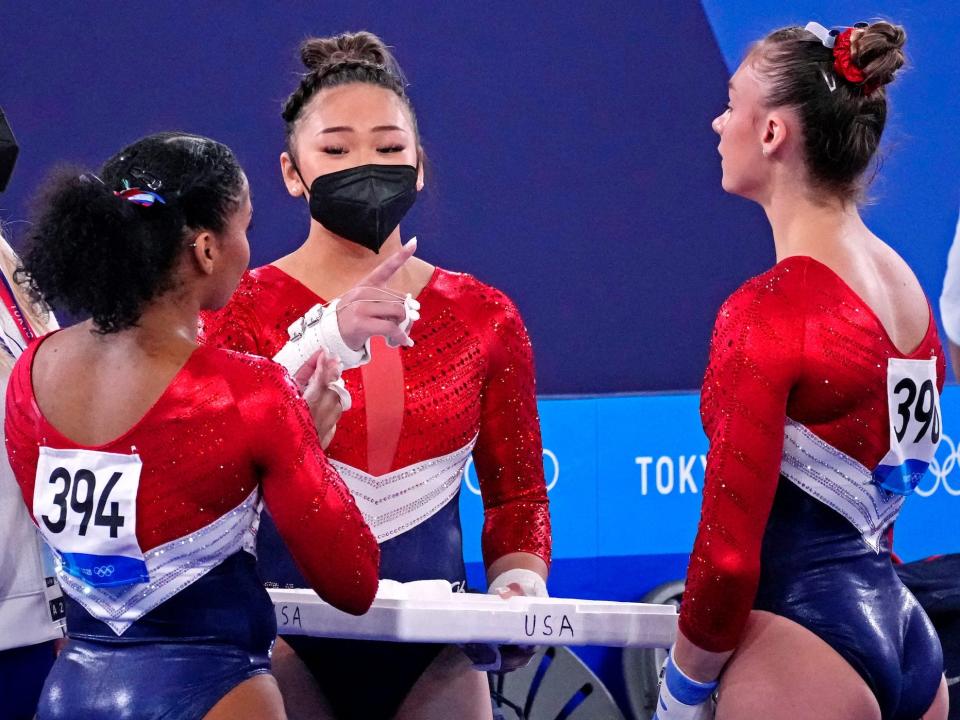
[653,648,717,720]
[272,300,371,377]
[318,299,371,369]
[654,681,714,720]
[487,568,548,598]
[327,377,352,412]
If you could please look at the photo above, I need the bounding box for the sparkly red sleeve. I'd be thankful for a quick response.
[237,358,379,615]
[198,280,264,355]
[471,290,552,569]
[679,262,808,652]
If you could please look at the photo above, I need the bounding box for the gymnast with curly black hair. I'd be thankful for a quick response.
[5,132,382,720]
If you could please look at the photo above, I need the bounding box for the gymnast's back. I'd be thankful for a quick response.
[5,336,379,719]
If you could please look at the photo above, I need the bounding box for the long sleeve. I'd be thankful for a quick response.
[471,290,551,569]
[238,360,379,615]
[679,261,807,652]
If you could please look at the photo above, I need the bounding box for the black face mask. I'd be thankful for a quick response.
[298,163,418,254]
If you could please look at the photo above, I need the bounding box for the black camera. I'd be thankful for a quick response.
[0,109,20,193]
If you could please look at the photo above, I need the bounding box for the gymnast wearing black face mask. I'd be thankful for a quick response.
[293,161,419,255]
[200,31,552,720]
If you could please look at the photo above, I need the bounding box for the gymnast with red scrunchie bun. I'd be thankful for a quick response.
[652,20,949,720]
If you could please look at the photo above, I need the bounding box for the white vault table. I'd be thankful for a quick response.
[269,580,678,649]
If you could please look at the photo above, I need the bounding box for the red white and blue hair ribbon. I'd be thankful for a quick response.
[114,179,166,207]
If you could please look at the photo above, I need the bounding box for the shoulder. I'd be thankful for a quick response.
[192,345,297,398]
[220,265,304,310]
[4,336,47,450]
[429,269,535,370]
[199,265,308,352]
[708,257,816,382]
[717,256,814,326]
[5,343,34,413]
[218,266,295,315]
[6,331,52,405]
[430,268,525,325]
[199,270,262,337]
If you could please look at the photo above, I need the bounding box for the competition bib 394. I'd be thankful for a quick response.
[33,447,148,588]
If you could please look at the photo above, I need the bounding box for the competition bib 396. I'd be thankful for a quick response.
[873,358,942,495]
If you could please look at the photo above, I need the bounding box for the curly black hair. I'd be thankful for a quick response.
[18,132,245,333]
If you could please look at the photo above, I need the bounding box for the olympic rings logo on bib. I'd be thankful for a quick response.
[93,564,116,578]
[873,358,942,496]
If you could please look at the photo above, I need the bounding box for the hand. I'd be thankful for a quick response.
[461,583,537,673]
[296,348,345,449]
[337,237,419,350]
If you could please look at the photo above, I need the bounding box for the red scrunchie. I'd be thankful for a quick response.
[833,28,879,95]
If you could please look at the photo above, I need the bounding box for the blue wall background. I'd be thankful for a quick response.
[3,3,956,393]
[0,1,766,394]
[2,5,957,395]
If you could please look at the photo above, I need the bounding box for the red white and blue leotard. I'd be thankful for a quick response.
[200,264,551,584]
[200,264,551,719]
[682,256,944,720]
[5,338,379,720]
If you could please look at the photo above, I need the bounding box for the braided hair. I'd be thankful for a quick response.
[282,31,420,150]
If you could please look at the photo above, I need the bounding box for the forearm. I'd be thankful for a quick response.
[480,498,551,579]
[673,628,734,683]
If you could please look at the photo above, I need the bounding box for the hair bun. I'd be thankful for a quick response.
[300,31,391,73]
[282,31,415,130]
[855,21,906,89]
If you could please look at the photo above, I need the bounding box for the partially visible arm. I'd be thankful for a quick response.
[198,285,263,355]
[949,341,960,383]
[653,270,807,718]
[672,631,734,683]
[471,291,551,584]
[242,360,379,615]
[678,266,807,671]
[939,211,960,381]
[460,291,552,672]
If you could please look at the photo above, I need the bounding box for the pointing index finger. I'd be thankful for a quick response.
[359,236,417,287]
